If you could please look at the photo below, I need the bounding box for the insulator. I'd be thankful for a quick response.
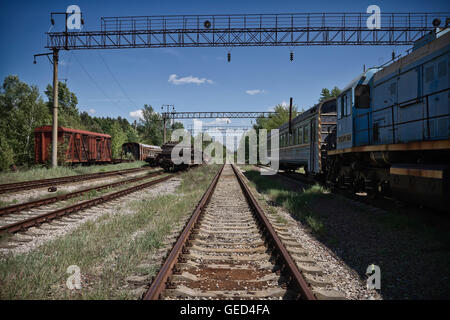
[290,51,294,61]
[227,52,231,62]
[392,51,395,61]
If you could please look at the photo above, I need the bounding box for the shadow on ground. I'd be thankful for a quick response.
[244,168,450,300]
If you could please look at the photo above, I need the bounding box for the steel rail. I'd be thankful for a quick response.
[0,170,163,216]
[144,164,316,300]
[143,164,225,300]
[231,164,316,300]
[0,166,149,194]
[0,173,174,234]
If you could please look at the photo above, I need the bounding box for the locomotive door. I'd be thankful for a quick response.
[310,119,316,173]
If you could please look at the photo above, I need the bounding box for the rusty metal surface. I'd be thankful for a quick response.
[0,173,173,234]
[0,170,163,216]
[231,164,316,300]
[0,166,149,194]
[143,164,225,300]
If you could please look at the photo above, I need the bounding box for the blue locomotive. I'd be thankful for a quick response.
[273,27,449,210]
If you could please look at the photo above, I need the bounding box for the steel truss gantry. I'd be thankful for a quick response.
[162,111,275,119]
[46,13,449,50]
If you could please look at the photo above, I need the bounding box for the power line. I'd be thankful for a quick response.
[63,50,73,82]
[96,51,139,108]
[72,52,123,111]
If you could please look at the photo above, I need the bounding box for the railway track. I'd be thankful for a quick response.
[0,166,150,194]
[0,172,174,234]
[144,164,316,300]
[0,170,164,217]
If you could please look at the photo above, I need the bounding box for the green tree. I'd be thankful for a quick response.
[137,105,163,145]
[0,133,15,170]
[109,121,127,159]
[319,86,341,102]
[125,126,140,143]
[254,104,299,131]
[45,81,81,128]
[0,75,50,166]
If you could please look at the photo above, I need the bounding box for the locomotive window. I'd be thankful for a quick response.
[339,95,345,119]
[345,94,351,115]
[355,84,370,108]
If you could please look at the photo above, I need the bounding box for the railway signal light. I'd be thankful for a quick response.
[432,18,441,27]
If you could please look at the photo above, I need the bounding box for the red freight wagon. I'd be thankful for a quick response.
[34,126,112,164]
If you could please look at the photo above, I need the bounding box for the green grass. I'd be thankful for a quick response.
[0,164,220,299]
[0,161,148,184]
[243,168,327,235]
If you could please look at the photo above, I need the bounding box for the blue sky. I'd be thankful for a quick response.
[0,0,449,131]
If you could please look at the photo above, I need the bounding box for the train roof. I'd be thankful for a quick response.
[34,126,111,138]
[277,97,337,131]
[373,29,450,83]
[339,68,380,94]
[140,143,162,150]
[122,142,162,150]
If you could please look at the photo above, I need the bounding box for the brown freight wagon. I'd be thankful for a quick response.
[34,126,112,164]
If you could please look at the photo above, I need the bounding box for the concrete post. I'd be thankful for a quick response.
[51,49,59,168]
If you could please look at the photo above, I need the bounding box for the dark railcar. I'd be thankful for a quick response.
[121,142,162,165]
[159,141,207,172]
[34,126,112,164]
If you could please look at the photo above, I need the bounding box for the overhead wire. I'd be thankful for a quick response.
[72,52,123,111]
[96,51,139,108]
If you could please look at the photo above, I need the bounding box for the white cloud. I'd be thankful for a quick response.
[129,109,143,120]
[168,74,214,85]
[245,89,264,95]
[280,100,288,107]
[88,108,96,115]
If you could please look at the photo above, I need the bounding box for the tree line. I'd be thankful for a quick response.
[0,75,183,170]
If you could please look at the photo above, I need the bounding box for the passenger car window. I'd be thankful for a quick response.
[304,126,309,144]
[298,126,303,144]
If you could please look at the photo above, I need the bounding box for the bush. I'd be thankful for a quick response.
[0,135,15,171]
